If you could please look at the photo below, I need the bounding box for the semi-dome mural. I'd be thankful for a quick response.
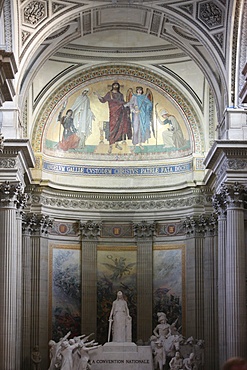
[32,65,206,190]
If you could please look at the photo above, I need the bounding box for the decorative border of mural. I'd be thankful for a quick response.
[32,65,204,154]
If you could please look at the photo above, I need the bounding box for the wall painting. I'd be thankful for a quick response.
[97,246,137,344]
[153,245,185,333]
[49,244,81,341]
[44,78,191,161]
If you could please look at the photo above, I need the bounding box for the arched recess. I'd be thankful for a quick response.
[16,1,230,121]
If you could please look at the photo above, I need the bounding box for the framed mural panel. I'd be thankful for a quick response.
[153,245,185,334]
[97,246,137,344]
[49,244,81,341]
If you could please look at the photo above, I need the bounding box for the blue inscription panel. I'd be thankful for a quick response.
[43,161,192,176]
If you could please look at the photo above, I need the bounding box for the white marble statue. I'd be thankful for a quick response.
[48,331,71,370]
[153,312,171,341]
[48,332,99,370]
[151,312,204,370]
[108,290,132,342]
[153,340,166,370]
[169,351,183,370]
[183,352,197,370]
[31,345,41,370]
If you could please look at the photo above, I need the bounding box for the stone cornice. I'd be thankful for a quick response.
[1,139,35,184]
[26,184,213,218]
[204,140,247,191]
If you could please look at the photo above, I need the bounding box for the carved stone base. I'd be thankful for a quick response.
[90,342,154,370]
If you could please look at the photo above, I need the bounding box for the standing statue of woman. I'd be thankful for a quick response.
[108,291,132,342]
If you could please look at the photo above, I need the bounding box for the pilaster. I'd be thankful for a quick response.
[203,214,217,370]
[21,213,32,370]
[133,221,154,343]
[80,220,101,337]
[184,216,205,340]
[29,214,52,370]
[213,189,227,367]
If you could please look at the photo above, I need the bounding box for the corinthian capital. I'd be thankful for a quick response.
[0,181,26,208]
[22,213,53,234]
[133,221,155,238]
[224,182,247,208]
[79,220,101,239]
[184,213,217,236]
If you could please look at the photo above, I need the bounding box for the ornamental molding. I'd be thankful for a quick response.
[227,158,247,170]
[0,158,16,168]
[27,186,213,213]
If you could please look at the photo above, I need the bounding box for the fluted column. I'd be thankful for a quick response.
[184,216,204,339]
[0,181,25,370]
[133,221,154,342]
[30,214,52,370]
[203,214,218,370]
[21,214,32,370]
[213,190,227,367]
[80,220,101,337]
[225,183,246,358]
[16,208,24,370]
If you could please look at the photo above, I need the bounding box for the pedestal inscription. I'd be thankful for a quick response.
[90,343,154,370]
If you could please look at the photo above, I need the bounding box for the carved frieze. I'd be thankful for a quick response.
[29,192,211,212]
[0,158,16,168]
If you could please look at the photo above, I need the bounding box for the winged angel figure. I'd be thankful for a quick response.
[102,255,136,280]
[125,86,154,150]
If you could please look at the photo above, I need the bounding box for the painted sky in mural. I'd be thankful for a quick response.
[153,248,183,330]
[44,79,191,160]
[50,247,81,341]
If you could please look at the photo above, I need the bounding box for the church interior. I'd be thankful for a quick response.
[0,0,247,369]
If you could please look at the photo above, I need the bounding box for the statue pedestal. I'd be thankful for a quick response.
[90,342,154,370]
